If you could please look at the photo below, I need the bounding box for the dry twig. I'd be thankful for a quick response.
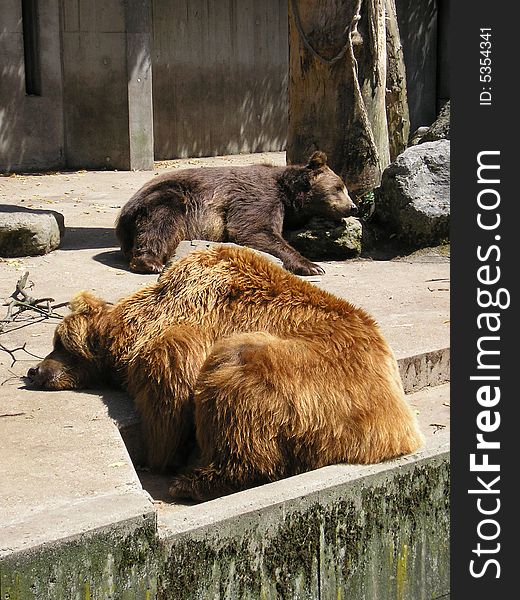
[1,271,66,366]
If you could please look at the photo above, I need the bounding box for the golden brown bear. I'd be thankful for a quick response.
[27,245,423,502]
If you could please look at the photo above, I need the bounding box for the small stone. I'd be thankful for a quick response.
[408,102,450,146]
[419,101,450,144]
[408,126,430,146]
[170,240,283,267]
[285,216,362,260]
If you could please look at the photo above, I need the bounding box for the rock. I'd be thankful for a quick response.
[0,208,65,257]
[375,141,450,248]
[284,217,362,260]
[419,101,450,143]
[408,102,450,146]
[408,126,430,146]
[170,240,283,267]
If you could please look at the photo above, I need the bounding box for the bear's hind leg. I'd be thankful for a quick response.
[169,331,423,502]
[130,204,185,273]
[169,332,320,502]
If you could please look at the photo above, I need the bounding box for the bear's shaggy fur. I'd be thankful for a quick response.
[116,151,357,276]
[28,245,423,502]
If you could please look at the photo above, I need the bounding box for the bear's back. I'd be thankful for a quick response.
[153,245,380,344]
[132,164,283,204]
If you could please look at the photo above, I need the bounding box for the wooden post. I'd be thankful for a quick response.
[385,0,410,161]
[287,0,393,193]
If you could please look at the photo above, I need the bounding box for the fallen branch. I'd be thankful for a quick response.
[430,423,447,434]
[0,342,43,368]
[1,271,66,366]
[1,271,66,333]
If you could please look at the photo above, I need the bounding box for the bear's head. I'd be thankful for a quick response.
[27,292,111,390]
[305,151,357,220]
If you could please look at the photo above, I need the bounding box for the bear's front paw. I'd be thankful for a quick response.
[129,255,164,274]
[289,262,325,276]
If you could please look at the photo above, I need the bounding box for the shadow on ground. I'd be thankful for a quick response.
[91,249,130,270]
[60,227,118,251]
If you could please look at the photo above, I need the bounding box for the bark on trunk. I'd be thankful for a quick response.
[385,0,410,161]
[287,0,406,192]
[355,0,390,172]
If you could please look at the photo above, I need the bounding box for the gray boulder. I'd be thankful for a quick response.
[375,140,450,248]
[285,216,362,260]
[0,207,65,257]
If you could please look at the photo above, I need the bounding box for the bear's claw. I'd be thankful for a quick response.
[129,256,164,274]
[169,476,194,500]
[292,262,325,276]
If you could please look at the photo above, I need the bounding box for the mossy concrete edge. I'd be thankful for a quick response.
[0,495,159,600]
[0,447,449,600]
[158,443,450,599]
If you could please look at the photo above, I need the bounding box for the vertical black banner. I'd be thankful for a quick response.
[452,1,517,598]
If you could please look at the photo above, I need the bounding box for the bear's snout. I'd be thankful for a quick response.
[26,359,71,390]
[327,197,358,219]
[26,365,39,381]
[27,350,101,390]
[26,363,50,388]
[341,188,358,215]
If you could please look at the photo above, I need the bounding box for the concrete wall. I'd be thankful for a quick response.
[0,0,448,172]
[0,0,64,172]
[152,0,288,159]
[61,0,154,170]
[0,506,158,599]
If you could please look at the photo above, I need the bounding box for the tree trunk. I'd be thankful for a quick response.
[287,0,408,193]
[385,0,410,161]
[356,0,390,172]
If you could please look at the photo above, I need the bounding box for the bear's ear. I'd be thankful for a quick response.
[69,291,107,315]
[306,151,328,171]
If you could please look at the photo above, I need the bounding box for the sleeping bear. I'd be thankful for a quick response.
[27,245,423,502]
[116,151,357,276]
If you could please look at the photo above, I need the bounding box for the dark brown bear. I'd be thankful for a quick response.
[27,245,423,503]
[116,151,356,276]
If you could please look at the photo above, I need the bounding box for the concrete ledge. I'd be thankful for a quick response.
[0,491,154,558]
[0,389,146,530]
[151,384,449,598]
[398,347,450,393]
[0,388,157,599]
[0,383,449,600]
[0,506,158,600]
[157,439,449,599]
